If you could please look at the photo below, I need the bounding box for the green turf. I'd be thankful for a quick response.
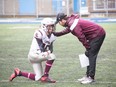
[0,23,116,87]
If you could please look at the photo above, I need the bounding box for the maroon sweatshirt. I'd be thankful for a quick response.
[53,14,106,49]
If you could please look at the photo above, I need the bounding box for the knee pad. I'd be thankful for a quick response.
[48,53,56,60]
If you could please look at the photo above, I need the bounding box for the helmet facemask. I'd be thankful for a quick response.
[41,18,55,34]
[46,24,55,35]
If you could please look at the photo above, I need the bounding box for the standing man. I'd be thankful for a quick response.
[9,18,56,83]
[53,13,106,84]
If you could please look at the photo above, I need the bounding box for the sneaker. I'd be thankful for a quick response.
[9,68,21,81]
[81,76,94,84]
[40,76,56,83]
[78,76,88,82]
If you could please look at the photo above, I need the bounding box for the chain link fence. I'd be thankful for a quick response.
[0,0,116,18]
[0,0,73,18]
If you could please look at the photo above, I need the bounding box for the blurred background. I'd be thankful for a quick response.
[0,1,116,87]
[0,0,116,18]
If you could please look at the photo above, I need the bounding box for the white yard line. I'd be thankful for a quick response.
[0,80,116,84]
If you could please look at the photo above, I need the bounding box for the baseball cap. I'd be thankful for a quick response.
[55,13,67,24]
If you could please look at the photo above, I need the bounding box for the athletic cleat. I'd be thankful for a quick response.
[81,76,94,84]
[40,76,56,83]
[78,76,88,82]
[9,68,21,81]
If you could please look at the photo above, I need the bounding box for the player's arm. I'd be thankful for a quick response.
[34,30,43,53]
[34,30,51,55]
[49,42,53,53]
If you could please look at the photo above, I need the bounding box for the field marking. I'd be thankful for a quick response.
[2,57,116,61]
[0,80,116,84]
[0,58,78,61]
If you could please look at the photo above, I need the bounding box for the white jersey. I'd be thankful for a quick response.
[29,29,56,54]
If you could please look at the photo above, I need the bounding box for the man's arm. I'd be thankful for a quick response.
[53,28,70,37]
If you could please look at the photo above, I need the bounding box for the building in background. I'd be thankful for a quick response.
[88,0,116,17]
[73,0,90,16]
[0,0,116,18]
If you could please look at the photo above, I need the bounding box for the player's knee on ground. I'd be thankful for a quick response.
[32,63,43,81]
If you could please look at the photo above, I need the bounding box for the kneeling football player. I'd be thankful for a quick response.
[9,18,56,83]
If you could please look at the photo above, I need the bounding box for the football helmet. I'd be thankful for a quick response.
[41,18,55,32]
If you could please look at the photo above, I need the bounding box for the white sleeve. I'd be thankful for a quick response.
[34,30,42,39]
[33,30,42,54]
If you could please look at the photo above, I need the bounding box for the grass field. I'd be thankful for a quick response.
[0,23,116,87]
